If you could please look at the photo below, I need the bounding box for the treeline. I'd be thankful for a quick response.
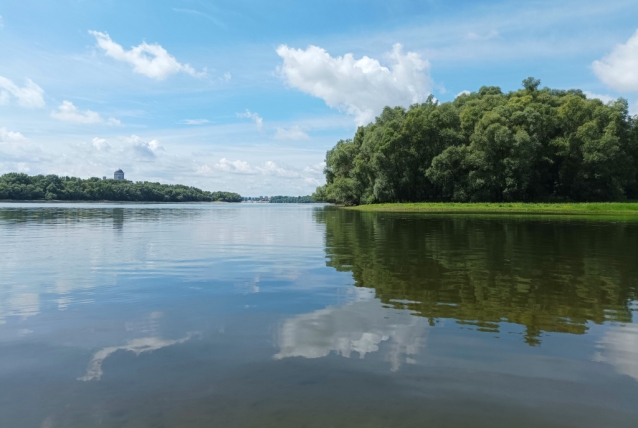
[0,173,242,202]
[314,78,638,204]
[269,195,315,203]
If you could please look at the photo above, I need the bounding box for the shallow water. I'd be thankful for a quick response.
[0,203,637,428]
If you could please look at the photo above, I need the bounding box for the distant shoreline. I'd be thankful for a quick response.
[0,200,231,204]
[345,202,638,216]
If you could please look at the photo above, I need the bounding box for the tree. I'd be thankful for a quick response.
[0,173,242,202]
[314,80,638,204]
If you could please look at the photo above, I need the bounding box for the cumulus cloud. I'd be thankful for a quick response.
[259,161,300,178]
[212,158,255,174]
[455,90,471,98]
[237,109,263,130]
[202,158,302,178]
[91,137,111,151]
[0,127,27,144]
[593,29,638,92]
[275,126,309,140]
[51,101,120,125]
[89,30,205,80]
[583,91,616,104]
[276,43,432,125]
[304,177,322,186]
[180,119,210,125]
[0,75,45,108]
[303,162,326,175]
[124,135,164,158]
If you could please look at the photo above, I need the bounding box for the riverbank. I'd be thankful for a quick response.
[346,202,638,215]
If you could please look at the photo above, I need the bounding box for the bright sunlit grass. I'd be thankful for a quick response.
[347,202,638,215]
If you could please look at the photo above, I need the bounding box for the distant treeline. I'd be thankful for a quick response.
[0,173,242,202]
[313,78,638,205]
[269,195,315,203]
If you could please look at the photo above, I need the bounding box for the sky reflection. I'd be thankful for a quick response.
[0,203,637,427]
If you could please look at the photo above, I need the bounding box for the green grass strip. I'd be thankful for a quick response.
[346,202,638,215]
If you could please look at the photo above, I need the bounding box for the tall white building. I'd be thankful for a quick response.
[114,169,125,180]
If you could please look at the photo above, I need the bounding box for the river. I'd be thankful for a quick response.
[1,203,637,427]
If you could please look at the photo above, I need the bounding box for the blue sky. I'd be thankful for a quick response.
[1,0,637,195]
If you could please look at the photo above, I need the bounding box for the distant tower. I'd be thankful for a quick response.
[114,169,125,180]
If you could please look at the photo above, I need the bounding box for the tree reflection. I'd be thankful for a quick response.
[315,208,638,345]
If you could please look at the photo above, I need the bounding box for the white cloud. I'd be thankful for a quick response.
[275,126,309,140]
[276,43,432,125]
[304,177,322,186]
[259,161,300,178]
[89,30,205,80]
[0,15,3,29]
[237,109,263,130]
[303,162,326,175]
[203,158,303,178]
[51,100,120,125]
[0,75,45,108]
[91,137,111,151]
[0,127,27,143]
[124,135,164,158]
[455,90,471,98]
[181,119,210,125]
[223,72,231,81]
[593,29,638,92]
[212,158,255,174]
[583,91,616,104]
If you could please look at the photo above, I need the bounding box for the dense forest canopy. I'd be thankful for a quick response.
[0,173,242,202]
[313,78,638,204]
[269,195,315,203]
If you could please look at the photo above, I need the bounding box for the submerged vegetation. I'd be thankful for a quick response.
[0,173,242,202]
[314,78,638,205]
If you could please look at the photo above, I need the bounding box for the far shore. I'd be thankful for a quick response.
[0,199,232,204]
[345,202,638,215]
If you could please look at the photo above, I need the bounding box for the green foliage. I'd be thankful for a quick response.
[269,195,315,203]
[0,173,242,202]
[314,79,638,204]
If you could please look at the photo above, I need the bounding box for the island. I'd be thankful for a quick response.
[312,78,638,214]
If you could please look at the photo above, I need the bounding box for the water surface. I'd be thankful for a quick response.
[1,203,637,427]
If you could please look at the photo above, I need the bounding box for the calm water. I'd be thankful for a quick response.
[1,203,637,428]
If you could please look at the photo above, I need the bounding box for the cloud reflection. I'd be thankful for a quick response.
[78,332,197,381]
[0,292,40,323]
[275,291,428,371]
[595,323,638,381]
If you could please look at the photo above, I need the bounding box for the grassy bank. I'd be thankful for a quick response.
[346,202,638,215]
